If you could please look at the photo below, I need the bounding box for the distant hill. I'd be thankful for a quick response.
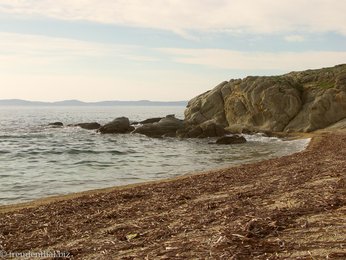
[0,99,188,107]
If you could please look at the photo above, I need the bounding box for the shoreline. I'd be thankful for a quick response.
[0,131,345,259]
[0,132,313,214]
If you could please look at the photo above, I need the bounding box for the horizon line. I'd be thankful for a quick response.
[0,98,188,103]
[0,99,188,107]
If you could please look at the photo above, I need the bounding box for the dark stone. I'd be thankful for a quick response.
[215,135,247,145]
[187,126,203,138]
[163,132,178,138]
[200,121,229,137]
[177,121,229,138]
[48,122,63,126]
[133,115,184,138]
[176,125,196,138]
[139,117,163,124]
[98,117,134,134]
[76,122,101,130]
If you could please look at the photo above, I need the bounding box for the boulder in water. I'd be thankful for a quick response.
[133,115,184,138]
[98,117,134,134]
[48,122,63,127]
[75,122,101,130]
[177,120,229,138]
[215,135,247,145]
[139,117,163,124]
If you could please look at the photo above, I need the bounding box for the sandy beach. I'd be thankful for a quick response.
[0,131,345,259]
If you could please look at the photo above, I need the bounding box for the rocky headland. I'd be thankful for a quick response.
[185,64,346,134]
[53,64,346,141]
[4,64,345,258]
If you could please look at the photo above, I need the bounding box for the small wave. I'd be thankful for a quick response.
[0,196,26,202]
[72,161,115,169]
[14,149,128,157]
[0,135,29,139]
[242,133,281,142]
[0,134,49,139]
[72,160,98,166]
[0,174,13,178]
[67,149,127,155]
[288,138,311,150]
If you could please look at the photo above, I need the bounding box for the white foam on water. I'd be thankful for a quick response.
[242,133,311,156]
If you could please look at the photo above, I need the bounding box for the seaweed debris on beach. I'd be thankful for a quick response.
[0,131,345,259]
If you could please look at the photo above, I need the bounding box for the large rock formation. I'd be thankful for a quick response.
[185,64,346,133]
[325,118,346,130]
[133,115,184,138]
[184,81,229,126]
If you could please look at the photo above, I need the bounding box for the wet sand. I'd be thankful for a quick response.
[0,131,345,259]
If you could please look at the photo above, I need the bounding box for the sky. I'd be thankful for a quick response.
[0,0,346,101]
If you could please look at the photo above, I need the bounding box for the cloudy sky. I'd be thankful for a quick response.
[1,0,346,101]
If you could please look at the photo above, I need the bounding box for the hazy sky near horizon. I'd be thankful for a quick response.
[1,0,346,101]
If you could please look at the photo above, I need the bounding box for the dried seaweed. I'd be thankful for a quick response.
[0,132,345,259]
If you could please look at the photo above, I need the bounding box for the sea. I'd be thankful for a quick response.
[0,106,310,205]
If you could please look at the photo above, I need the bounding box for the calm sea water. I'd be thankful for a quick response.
[0,106,310,205]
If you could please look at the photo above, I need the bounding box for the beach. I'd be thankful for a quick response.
[0,130,345,259]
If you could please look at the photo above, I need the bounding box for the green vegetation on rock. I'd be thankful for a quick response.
[317,81,334,89]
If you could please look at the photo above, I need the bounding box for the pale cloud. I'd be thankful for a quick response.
[0,32,156,71]
[2,32,345,77]
[0,0,346,35]
[0,32,220,101]
[284,35,306,42]
[1,71,221,101]
[1,32,346,101]
[159,48,346,71]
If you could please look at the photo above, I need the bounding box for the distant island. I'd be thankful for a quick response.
[0,99,188,107]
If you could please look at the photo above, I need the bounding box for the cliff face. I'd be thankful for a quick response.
[185,64,346,133]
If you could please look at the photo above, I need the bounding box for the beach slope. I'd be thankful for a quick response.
[0,131,345,259]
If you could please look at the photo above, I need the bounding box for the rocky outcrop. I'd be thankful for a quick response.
[98,117,134,134]
[185,81,228,126]
[69,122,101,130]
[139,117,163,124]
[324,118,346,130]
[215,135,247,145]
[177,120,229,138]
[224,77,302,132]
[185,64,346,133]
[284,87,346,132]
[133,115,184,138]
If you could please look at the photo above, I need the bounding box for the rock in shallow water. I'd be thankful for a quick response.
[75,122,101,130]
[139,117,163,124]
[215,135,247,145]
[177,120,229,138]
[133,115,184,138]
[98,117,134,134]
[48,122,63,127]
